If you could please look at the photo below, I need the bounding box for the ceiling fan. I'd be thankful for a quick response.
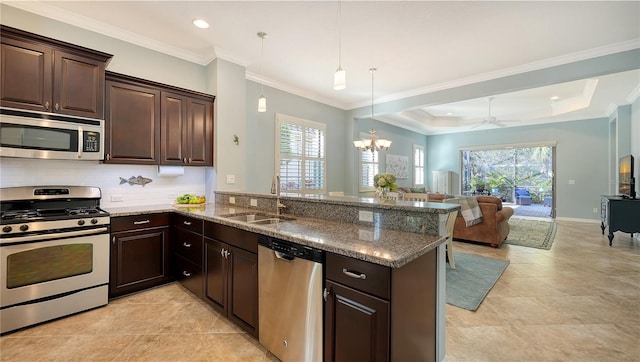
[472,97,510,128]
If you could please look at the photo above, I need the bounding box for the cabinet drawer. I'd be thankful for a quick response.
[174,254,203,298]
[111,213,169,232]
[204,221,258,253]
[172,228,203,265]
[173,214,203,234]
[326,253,390,300]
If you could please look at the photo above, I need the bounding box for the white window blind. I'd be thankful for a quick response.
[414,145,425,187]
[359,133,379,191]
[276,114,326,194]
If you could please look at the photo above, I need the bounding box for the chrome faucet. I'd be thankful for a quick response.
[271,175,286,215]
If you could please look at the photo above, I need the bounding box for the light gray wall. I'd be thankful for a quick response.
[245,80,348,194]
[426,118,610,220]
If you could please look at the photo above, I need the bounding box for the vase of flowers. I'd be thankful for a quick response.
[374,173,397,198]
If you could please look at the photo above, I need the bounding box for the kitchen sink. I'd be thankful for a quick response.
[221,213,295,224]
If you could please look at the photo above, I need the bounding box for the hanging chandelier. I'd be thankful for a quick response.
[257,32,267,112]
[353,68,391,152]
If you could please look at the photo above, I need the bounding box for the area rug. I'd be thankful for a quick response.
[506,218,557,250]
[446,252,509,311]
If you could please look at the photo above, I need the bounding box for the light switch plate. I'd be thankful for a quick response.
[250,199,258,207]
[568,179,576,185]
[359,210,374,222]
[226,175,236,184]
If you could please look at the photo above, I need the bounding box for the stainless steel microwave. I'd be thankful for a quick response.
[0,108,104,161]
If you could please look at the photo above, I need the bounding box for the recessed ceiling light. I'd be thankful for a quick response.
[193,19,209,29]
[550,96,560,101]
[446,112,453,116]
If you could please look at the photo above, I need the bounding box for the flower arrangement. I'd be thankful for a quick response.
[374,173,397,190]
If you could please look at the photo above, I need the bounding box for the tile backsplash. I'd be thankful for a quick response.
[0,158,208,208]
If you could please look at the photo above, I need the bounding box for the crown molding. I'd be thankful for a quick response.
[345,39,640,110]
[626,84,640,104]
[245,71,348,110]
[5,1,211,65]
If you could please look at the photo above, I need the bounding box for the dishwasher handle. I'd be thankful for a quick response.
[274,250,294,261]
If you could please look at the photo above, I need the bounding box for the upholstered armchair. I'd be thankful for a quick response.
[515,187,532,205]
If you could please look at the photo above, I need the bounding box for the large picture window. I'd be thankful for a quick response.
[276,114,326,194]
[414,145,425,187]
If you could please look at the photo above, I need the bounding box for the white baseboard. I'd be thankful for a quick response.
[555,217,601,224]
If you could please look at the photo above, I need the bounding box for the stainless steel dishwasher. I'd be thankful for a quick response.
[258,235,323,362]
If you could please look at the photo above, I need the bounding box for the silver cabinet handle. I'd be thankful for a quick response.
[183,221,191,226]
[342,268,367,280]
[220,248,225,258]
[133,220,150,225]
[45,101,50,110]
[54,103,59,111]
[323,287,330,302]
[182,271,191,277]
[112,236,116,244]
[225,250,231,258]
[183,242,191,248]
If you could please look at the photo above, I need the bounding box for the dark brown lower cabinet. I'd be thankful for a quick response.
[205,238,258,337]
[204,222,259,338]
[110,214,170,298]
[172,215,204,298]
[324,249,438,362]
[324,280,390,362]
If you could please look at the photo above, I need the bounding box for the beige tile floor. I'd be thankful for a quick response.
[1,219,638,361]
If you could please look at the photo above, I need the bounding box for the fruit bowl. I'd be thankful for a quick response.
[175,194,206,205]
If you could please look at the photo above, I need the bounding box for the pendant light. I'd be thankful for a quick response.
[354,68,391,152]
[257,32,267,112]
[333,1,346,90]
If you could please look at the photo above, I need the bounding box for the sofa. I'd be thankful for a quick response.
[427,194,514,248]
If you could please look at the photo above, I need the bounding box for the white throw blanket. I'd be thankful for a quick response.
[446,196,483,226]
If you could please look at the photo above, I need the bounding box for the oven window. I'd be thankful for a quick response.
[6,244,93,289]
[0,124,77,151]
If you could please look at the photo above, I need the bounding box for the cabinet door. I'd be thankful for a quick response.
[110,226,170,298]
[185,97,213,166]
[105,80,160,164]
[0,38,52,112]
[325,280,390,362]
[205,238,228,311]
[54,50,105,118]
[228,246,258,337]
[160,91,187,165]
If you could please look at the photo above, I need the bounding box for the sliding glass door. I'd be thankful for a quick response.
[460,144,556,218]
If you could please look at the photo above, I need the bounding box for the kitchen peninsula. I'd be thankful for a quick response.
[105,192,459,362]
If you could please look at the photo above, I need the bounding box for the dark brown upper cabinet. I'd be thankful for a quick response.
[0,25,112,119]
[105,72,214,166]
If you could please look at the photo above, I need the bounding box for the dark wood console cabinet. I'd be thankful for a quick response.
[600,196,640,246]
[1,25,111,119]
[110,213,170,298]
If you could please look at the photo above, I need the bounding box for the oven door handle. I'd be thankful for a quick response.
[1,227,109,244]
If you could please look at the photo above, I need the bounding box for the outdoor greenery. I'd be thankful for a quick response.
[462,146,553,203]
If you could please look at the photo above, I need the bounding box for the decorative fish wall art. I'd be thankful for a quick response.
[119,175,153,187]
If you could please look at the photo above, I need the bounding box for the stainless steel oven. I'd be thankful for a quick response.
[0,186,110,334]
[0,108,104,161]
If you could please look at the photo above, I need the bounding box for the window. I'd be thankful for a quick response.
[413,145,425,187]
[359,133,379,191]
[276,114,326,194]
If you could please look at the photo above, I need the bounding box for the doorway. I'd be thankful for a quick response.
[460,143,556,219]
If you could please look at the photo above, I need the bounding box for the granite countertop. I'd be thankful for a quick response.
[104,203,447,268]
